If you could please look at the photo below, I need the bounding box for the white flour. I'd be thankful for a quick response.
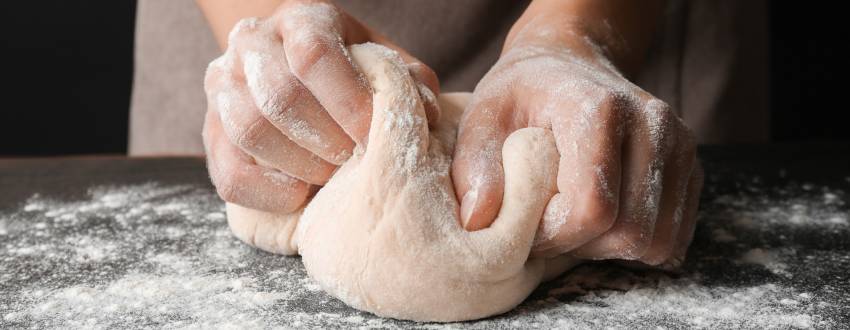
[0,178,847,328]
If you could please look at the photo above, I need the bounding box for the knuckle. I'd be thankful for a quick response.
[641,98,677,153]
[280,1,339,19]
[646,97,672,112]
[598,103,622,123]
[596,90,620,107]
[641,95,672,115]
[287,36,335,78]
[575,190,618,235]
[618,229,654,259]
[642,242,676,266]
[259,80,300,120]
[213,172,241,203]
[228,17,262,46]
[204,60,230,95]
[647,99,675,124]
[588,91,626,125]
[232,119,267,151]
[280,82,308,112]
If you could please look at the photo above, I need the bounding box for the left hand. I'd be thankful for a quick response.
[201,0,440,212]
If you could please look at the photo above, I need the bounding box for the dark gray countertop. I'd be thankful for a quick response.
[1,144,849,328]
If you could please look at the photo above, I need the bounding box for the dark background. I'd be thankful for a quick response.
[0,1,136,156]
[0,1,845,156]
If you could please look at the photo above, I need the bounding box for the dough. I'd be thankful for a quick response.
[226,43,578,322]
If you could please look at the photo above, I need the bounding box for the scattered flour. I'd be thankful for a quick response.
[709,185,847,230]
[21,274,285,329]
[738,248,790,276]
[0,177,847,328]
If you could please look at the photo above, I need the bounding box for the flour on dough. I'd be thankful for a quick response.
[226,43,578,322]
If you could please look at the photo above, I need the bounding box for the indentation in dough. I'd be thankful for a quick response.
[226,43,578,322]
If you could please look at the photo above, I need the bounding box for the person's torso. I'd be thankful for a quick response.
[128,0,767,155]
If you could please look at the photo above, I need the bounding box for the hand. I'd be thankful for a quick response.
[202,0,440,212]
[452,16,703,266]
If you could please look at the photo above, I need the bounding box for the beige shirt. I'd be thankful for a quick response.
[128,0,768,155]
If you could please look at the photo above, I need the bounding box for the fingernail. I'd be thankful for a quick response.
[460,190,478,229]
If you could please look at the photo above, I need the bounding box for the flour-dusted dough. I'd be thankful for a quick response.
[226,43,578,322]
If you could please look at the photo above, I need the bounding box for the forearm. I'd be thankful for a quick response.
[506,0,664,76]
[196,0,284,49]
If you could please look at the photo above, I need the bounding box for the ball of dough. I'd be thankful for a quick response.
[226,43,577,322]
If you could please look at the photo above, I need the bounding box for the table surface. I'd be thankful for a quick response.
[1,144,849,329]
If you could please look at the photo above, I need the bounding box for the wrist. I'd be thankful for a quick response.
[503,13,620,73]
[505,0,662,77]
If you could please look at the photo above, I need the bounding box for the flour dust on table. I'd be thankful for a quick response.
[1,171,848,328]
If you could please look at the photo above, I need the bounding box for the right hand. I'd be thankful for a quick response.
[202,0,440,212]
[451,14,703,267]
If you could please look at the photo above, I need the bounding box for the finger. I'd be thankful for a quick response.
[531,94,624,257]
[203,109,312,212]
[236,32,355,165]
[347,42,430,163]
[211,57,336,185]
[663,162,704,267]
[278,2,373,145]
[573,99,676,260]
[374,36,442,125]
[407,61,441,126]
[452,94,516,231]
[639,122,697,265]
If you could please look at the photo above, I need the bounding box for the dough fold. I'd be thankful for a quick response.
[226,43,577,322]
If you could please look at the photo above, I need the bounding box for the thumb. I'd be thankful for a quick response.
[452,94,515,230]
[466,127,559,278]
[480,127,559,238]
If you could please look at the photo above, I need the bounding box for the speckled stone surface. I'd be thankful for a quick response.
[1,145,849,328]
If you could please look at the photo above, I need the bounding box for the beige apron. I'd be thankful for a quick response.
[128,0,768,155]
